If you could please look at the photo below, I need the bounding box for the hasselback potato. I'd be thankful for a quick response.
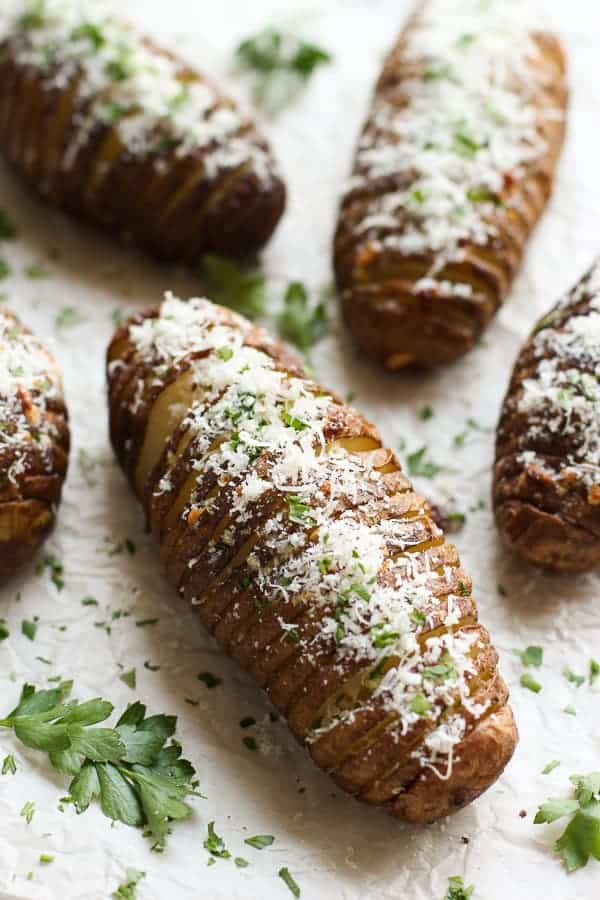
[0,307,69,580]
[494,261,600,573]
[0,0,285,262]
[107,293,517,823]
[334,0,567,369]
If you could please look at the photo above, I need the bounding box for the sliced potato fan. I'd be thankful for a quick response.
[107,293,517,824]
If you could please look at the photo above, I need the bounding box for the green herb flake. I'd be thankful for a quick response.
[239,717,256,729]
[197,671,221,689]
[119,668,137,690]
[422,653,457,681]
[513,645,543,667]
[21,619,37,641]
[405,446,442,479]
[286,495,314,527]
[445,875,474,900]
[55,307,82,329]
[217,346,234,361]
[418,404,434,420]
[243,736,258,751]
[71,21,106,50]
[520,673,542,693]
[20,800,35,824]
[0,259,11,280]
[244,834,275,850]
[277,281,328,353]
[278,866,301,898]
[36,555,65,590]
[563,667,585,688]
[201,255,265,319]
[542,760,561,775]
[563,704,577,716]
[203,821,230,859]
[409,693,431,716]
[235,856,249,867]
[589,658,600,685]
[2,753,17,775]
[112,868,145,899]
[39,854,54,865]
[81,597,98,607]
[0,620,9,641]
[135,618,159,628]
[410,609,426,627]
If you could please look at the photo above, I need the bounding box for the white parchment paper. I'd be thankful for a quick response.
[0,1,598,898]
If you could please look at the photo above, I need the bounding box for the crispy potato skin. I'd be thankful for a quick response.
[0,32,285,262]
[0,310,69,580]
[334,13,567,370]
[494,264,600,572]
[107,300,517,824]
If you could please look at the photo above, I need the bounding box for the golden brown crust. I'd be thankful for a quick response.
[0,309,69,581]
[0,20,285,262]
[107,297,517,824]
[493,262,600,572]
[334,7,567,370]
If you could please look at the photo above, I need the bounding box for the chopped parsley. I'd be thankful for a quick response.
[513,645,543,667]
[39,854,54,865]
[286,495,314,527]
[0,259,11,280]
[0,620,9,641]
[112,868,145,899]
[542,760,561,775]
[422,653,456,681]
[234,856,249,868]
[197,671,221,689]
[278,866,301,898]
[236,27,331,112]
[81,596,98,607]
[0,684,198,847]
[520,673,542,693]
[409,693,431,716]
[204,821,230,860]
[589,658,599,685]
[71,21,106,50]
[242,736,258,751]
[135,618,159,628]
[277,281,328,353]
[453,417,485,447]
[445,875,474,900]
[21,619,37,641]
[36,555,65,590]
[563,667,585,688]
[202,255,265,319]
[2,753,17,775]
[239,717,256,729]
[55,307,83,329]
[563,704,577,716]
[406,446,442,479]
[534,772,600,871]
[217,346,234,361]
[281,406,309,432]
[20,800,35,824]
[410,609,426,627]
[418,404,434,420]
[244,834,275,850]
[119,668,137,689]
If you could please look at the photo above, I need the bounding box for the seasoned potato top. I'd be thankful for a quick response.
[344,0,564,300]
[0,0,278,180]
[506,261,600,489]
[113,293,499,778]
[0,308,64,482]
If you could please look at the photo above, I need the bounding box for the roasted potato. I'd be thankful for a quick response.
[107,293,517,824]
[0,307,69,580]
[334,0,567,369]
[494,261,600,572]
[0,0,285,262]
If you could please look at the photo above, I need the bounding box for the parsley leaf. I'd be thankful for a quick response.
[406,446,442,479]
[204,821,231,859]
[535,772,600,871]
[277,282,328,353]
[21,800,35,824]
[0,684,198,848]
[513,645,543,667]
[120,668,137,690]
[236,28,331,113]
[112,868,145,899]
[245,834,275,850]
[197,671,221,689]
[563,667,585,688]
[542,760,561,775]
[202,255,265,319]
[2,753,17,774]
[589,658,600,685]
[21,619,37,641]
[286,495,314,527]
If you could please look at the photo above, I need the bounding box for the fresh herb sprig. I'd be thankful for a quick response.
[535,772,600,871]
[235,27,331,113]
[0,682,199,848]
[277,281,328,354]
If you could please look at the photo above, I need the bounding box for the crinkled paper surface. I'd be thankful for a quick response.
[0,1,598,898]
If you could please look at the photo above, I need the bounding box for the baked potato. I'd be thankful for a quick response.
[334,0,567,369]
[494,261,600,572]
[107,293,517,824]
[0,307,69,580]
[0,0,285,262]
